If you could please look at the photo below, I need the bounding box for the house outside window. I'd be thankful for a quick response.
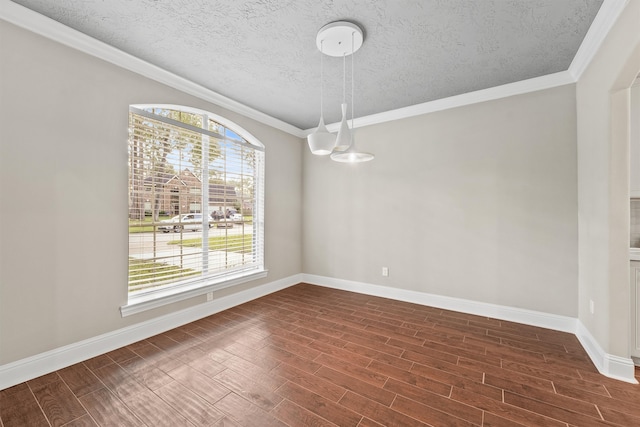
[124,105,266,315]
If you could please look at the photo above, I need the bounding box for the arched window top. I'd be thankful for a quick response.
[130,104,264,150]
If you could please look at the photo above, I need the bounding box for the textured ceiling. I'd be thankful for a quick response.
[11,0,604,130]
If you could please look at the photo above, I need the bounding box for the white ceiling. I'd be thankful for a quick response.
[9,0,604,131]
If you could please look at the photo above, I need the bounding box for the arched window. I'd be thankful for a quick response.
[124,105,265,315]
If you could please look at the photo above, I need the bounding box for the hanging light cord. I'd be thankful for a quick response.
[320,40,324,117]
[351,31,355,132]
[342,51,347,105]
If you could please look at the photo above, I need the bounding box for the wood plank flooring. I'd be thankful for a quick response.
[1,283,639,426]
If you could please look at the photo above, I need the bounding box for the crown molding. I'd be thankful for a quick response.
[311,0,630,138]
[313,71,575,135]
[568,0,630,81]
[2,0,621,139]
[0,0,306,138]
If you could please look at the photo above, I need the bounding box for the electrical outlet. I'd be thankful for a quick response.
[382,267,389,277]
[207,292,213,302]
[589,299,594,314]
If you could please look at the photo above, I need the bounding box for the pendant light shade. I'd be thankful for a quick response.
[330,130,374,162]
[334,103,351,152]
[307,115,336,155]
[331,150,375,163]
[307,40,336,155]
[307,41,336,156]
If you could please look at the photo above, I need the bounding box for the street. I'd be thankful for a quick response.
[128,223,255,277]
[129,223,254,255]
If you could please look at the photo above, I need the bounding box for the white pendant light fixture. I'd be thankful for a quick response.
[307,40,336,155]
[309,21,373,162]
[330,27,374,163]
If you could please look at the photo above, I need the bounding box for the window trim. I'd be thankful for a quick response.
[123,104,266,316]
[120,269,268,317]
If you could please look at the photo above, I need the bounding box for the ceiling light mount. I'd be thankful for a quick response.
[316,21,363,57]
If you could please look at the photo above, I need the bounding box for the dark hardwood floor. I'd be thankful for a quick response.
[1,283,639,426]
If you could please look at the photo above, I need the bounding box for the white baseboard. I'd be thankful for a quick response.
[303,274,639,384]
[0,274,301,390]
[576,321,639,384]
[303,274,577,332]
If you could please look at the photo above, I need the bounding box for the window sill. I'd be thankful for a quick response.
[120,269,268,317]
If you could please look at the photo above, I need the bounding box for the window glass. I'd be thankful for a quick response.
[127,105,265,301]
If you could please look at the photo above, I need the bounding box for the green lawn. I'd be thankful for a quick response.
[128,258,198,290]
[167,234,253,253]
[129,215,171,233]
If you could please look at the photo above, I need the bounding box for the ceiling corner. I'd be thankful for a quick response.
[0,0,307,139]
[568,0,630,81]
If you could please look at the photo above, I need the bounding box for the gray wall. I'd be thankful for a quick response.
[303,85,579,316]
[0,21,303,365]
[576,0,640,357]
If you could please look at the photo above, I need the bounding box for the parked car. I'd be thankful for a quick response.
[210,211,239,228]
[215,217,234,228]
[158,214,205,233]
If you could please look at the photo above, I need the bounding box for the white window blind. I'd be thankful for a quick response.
[127,106,265,304]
